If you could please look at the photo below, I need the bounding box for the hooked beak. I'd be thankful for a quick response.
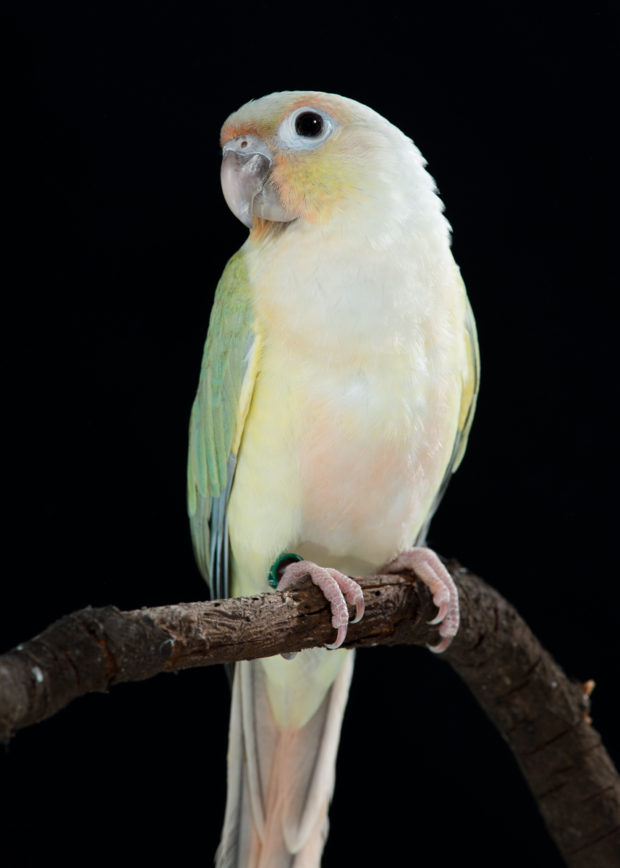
[221,135,296,228]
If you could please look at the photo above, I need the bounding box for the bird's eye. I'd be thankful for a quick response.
[294,111,324,138]
[278,106,334,150]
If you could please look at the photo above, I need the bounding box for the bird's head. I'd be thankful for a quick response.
[220,91,436,236]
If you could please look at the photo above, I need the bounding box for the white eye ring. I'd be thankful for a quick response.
[277,106,335,150]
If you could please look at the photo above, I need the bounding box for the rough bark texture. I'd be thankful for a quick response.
[443,564,620,868]
[1,562,618,866]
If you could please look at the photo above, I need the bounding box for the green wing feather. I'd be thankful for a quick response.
[187,249,259,599]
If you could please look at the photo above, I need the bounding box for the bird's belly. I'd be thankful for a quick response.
[296,370,449,572]
[227,344,459,591]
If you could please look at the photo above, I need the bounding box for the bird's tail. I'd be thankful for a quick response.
[215,650,354,868]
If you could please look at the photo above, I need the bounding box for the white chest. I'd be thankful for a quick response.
[228,225,467,577]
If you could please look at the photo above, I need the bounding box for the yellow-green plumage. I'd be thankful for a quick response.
[188,250,260,594]
[189,251,254,504]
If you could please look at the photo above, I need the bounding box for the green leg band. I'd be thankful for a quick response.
[268,552,303,589]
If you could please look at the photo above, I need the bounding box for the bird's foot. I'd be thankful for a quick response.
[277,560,365,650]
[381,548,459,652]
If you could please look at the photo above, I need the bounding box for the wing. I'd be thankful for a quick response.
[187,249,261,600]
[450,294,480,473]
[417,289,480,543]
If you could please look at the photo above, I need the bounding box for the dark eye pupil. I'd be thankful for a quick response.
[295,111,323,137]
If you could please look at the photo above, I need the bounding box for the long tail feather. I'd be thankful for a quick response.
[216,651,354,868]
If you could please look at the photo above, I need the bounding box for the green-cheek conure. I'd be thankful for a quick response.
[187,91,479,867]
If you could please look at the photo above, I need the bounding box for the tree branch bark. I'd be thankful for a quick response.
[1,561,618,866]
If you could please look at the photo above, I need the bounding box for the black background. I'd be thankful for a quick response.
[2,2,619,866]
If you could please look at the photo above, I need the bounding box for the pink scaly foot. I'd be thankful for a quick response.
[381,548,459,653]
[277,560,365,650]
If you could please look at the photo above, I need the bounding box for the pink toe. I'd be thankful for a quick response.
[277,560,366,650]
[383,547,459,652]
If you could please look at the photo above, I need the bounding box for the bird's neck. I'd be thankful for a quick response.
[244,211,458,356]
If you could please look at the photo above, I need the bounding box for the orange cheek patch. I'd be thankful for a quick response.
[271,156,305,219]
[272,150,357,224]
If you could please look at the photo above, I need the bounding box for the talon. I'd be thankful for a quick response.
[382,547,459,652]
[427,637,451,654]
[277,560,364,649]
[325,624,348,650]
[327,568,365,625]
[427,589,449,625]
[350,592,365,624]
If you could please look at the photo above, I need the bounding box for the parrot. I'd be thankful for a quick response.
[187,90,479,867]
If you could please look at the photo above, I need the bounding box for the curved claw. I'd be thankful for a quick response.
[381,547,460,652]
[325,624,348,650]
[427,589,450,625]
[427,641,446,654]
[277,560,365,650]
[351,594,365,624]
[328,569,365,625]
[427,636,452,654]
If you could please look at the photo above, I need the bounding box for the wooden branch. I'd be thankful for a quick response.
[1,562,618,866]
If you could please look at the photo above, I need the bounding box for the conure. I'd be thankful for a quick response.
[187,90,479,867]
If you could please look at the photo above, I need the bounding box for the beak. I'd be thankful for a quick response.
[221,135,296,228]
